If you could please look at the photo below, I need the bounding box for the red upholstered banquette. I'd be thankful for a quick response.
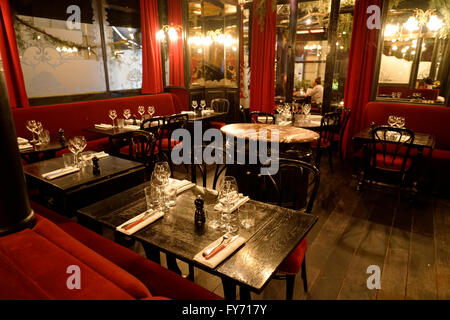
[0,202,221,300]
[362,102,450,162]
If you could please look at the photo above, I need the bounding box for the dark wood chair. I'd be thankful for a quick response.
[126,131,159,180]
[260,158,320,299]
[209,98,230,129]
[160,113,188,172]
[360,125,415,197]
[312,111,341,173]
[250,112,275,124]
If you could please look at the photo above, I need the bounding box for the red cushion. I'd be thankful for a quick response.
[277,238,307,274]
[371,153,412,171]
[161,138,182,150]
[0,215,152,300]
[209,121,227,129]
[12,94,177,141]
[119,144,159,157]
[30,202,222,300]
[431,149,450,162]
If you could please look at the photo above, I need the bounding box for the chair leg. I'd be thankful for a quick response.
[285,274,296,300]
[301,259,308,292]
[327,147,333,173]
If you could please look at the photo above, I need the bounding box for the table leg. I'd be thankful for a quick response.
[166,253,182,275]
[239,286,251,301]
[141,242,161,264]
[221,277,236,300]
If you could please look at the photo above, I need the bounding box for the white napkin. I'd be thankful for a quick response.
[277,120,292,126]
[17,137,29,145]
[116,210,164,235]
[181,111,195,116]
[202,109,214,115]
[42,166,80,180]
[214,194,249,213]
[168,178,196,194]
[257,116,274,124]
[125,119,142,125]
[19,143,33,150]
[81,151,109,161]
[123,125,141,131]
[94,123,113,130]
[193,235,246,269]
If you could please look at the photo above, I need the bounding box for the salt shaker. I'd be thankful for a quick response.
[58,128,65,145]
[92,156,100,175]
[194,195,205,225]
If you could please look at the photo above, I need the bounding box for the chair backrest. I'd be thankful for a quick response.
[317,111,341,147]
[250,112,275,124]
[261,158,320,212]
[211,98,230,113]
[370,126,415,172]
[141,116,165,150]
[340,107,351,137]
[128,131,158,175]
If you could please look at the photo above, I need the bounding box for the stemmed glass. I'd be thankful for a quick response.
[200,100,206,111]
[138,106,145,121]
[26,120,37,143]
[388,115,397,127]
[217,176,239,233]
[68,136,87,167]
[34,122,44,145]
[302,104,311,120]
[123,109,131,121]
[151,161,171,211]
[192,100,198,112]
[396,116,405,128]
[109,109,117,128]
[148,106,155,118]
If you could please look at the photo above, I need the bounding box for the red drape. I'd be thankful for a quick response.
[140,0,163,94]
[249,0,277,114]
[167,0,184,87]
[0,0,29,108]
[341,0,382,158]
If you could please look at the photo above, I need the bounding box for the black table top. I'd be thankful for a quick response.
[19,141,66,155]
[186,111,227,121]
[77,182,317,292]
[23,155,145,192]
[83,126,142,138]
[353,127,436,149]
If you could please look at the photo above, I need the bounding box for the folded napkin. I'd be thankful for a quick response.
[181,111,195,116]
[116,210,164,235]
[214,194,249,213]
[17,137,29,145]
[42,166,80,180]
[277,120,292,126]
[123,125,141,131]
[193,235,246,268]
[125,119,142,125]
[81,151,109,161]
[168,178,196,194]
[19,143,33,150]
[257,116,274,124]
[202,109,215,115]
[94,123,113,130]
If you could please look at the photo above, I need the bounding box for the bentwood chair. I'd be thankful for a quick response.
[260,158,320,299]
[126,131,158,180]
[312,111,341,173]
[209,98,230,130]
[159,113,188,173]
[336,107,351,160]
[360,126,415,197]
[250,112,275,124]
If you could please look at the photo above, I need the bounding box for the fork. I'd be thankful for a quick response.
[202,234,230,257]
[122,210,155,230]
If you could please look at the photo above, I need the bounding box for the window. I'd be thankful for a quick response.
[11,0,141,102]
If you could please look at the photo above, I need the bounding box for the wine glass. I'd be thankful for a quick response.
[217,176,239,233]
[68,138,80,167]
[192,100,198,112]
[123,109,131,121]
[33,122,44,145]
[148,106,155,118]
[302,104,311,118]
[387,115,397,127]
[396,116,405,128]
[154,161,171,182]
[26,120,37,143]
[138,106,145,121]
[200,100,206,111]
[109,109,117,127]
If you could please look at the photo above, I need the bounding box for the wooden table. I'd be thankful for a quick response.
[20,140,67,163]
[84,126,144,155]
[77,182,317,300]
[185,111,227,122]
[24,155,146,217]
[293,114,322,130]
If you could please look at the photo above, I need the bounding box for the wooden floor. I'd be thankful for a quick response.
[104,160,450,300]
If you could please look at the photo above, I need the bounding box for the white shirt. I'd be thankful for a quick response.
[308,84,324,104]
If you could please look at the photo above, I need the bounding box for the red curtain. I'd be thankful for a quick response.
[341,0,382,158]
[140,0,163,94]
[0,0,29,108]
[249,0,277,114]
[167,0,184,87]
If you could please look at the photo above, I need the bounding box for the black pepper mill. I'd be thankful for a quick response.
[58,128,65,145]
[132,115,137,126]
[92,156,100,175]
[194,195,205,225]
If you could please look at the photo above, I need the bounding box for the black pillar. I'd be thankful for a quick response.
[0,76,35,237]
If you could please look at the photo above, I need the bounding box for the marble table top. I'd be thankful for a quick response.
[220,123,319,144]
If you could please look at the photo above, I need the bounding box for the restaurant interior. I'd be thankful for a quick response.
[0,0,449,301]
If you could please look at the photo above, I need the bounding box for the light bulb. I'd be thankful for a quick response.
[168,27,178,41]
[403,17,419,32]
[426,15,443,31]
[156,29,165,41]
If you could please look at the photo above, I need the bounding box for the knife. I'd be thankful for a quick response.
[204,235,239,260]
[122,210,155,230]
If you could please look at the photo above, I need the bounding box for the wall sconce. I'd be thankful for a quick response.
[157,24,182,42]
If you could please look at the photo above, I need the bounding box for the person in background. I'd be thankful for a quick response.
[304,77,324,110]
[424,78,434,89]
